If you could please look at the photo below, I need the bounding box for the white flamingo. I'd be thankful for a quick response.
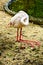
[8,11,40,48]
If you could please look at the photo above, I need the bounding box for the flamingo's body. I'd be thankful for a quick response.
[8,11,40,48]
[10,11,29,28]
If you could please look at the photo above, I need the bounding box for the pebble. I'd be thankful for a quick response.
[13,58,15,60]
[14,49,20,53]
[24,59,30,63]
[32,48,36,51]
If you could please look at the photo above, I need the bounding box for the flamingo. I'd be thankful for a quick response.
[7,11,40,48]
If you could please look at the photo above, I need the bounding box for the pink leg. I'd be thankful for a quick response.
[19,28,40,48]
[19,28,34,47]
[19,28,22,40]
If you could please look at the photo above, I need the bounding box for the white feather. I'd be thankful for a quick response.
[10,11,29,28]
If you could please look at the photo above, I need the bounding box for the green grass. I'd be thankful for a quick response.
[8,0,43,18]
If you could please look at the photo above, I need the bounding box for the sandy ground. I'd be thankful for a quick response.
[0,0,43,65]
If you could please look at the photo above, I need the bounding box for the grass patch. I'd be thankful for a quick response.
[8,0,43,18]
